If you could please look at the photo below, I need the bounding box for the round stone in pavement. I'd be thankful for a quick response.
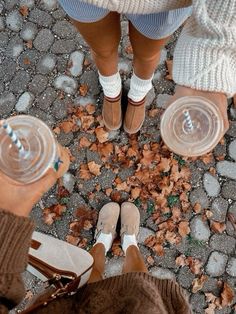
[52,20,77,39]
[51,40,76,54]
[189,187,209,208]
[0,32,9,49]
[209,234,236,255]
[221,180,236,200]
[68,51,84,77]
[211,197,228,222]
[203,172,221,197]
[190,215,210,241]
[206,251,228,277]
[80,71,100,96]
[150,267,175,280]
[0,58,16,82]
[15,92,34,113]
[137,227,155,244]
[217,161,236,180]
[20,0,35,8]
[6,10,23,32]
[36,87,57,110]
[29,8,53,27]
[54,75,78,95]
[228,140,236,161]
[51,99,68,120]
[190,293,207,314]
[20,22,38,41]
[6,35,24,59]
[0,92,16,116]
[18,50,40,70]
[28,74,48,96]
[33,29,54,52]
[10,71,31,94]
[177,266,195,289]
[226,257,236,277]
[40,0,58,10]
[37,54,57,75]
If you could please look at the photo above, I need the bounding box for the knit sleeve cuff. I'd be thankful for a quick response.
[0,210,35,273]
[173,5,236,97]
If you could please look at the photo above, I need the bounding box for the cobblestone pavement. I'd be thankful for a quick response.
[2,1,236,313]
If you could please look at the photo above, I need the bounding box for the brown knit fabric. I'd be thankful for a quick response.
[0,211,191,314]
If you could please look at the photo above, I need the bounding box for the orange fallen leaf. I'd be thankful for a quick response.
[157,157,171,173]
[60,121,74,133]
[211,221,226,233]
[23,57,31,65]
[188,257,203,275]
[88,161,101,176]
[25,40,33,49]
[221,282,234,307]
[200,152,214,165]
[193,203,202,213]
[19,5,29,16]
[131,187,141,199]
[178,221,190,237]
[66,235,80,246]
[148,108,159,118]
[79,84,88,96]
[140,149,155,166]
[146,255,155,266]
[79,136,92,148]
[79,164,92,180]
[192,275,207,293]
[98,142,114,157]
[53,126,61,135]
[85,104,96,114]
[125,44,133,55]
[80,115,94,130]
[95,127,109,143]
[175,255,187,267]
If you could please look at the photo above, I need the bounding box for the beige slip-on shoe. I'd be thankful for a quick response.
[102,94,122,131]
[120,202,140,240]
[95,202,120,241]
[123,97,146,134]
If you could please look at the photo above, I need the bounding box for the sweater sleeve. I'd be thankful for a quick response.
[173,0,236,96]
[0,210,34,313]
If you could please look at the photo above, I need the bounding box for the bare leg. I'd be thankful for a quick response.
[122,245,148,274]
[88,243,106,283]
[71,12,121,76]
[129,22,169,79]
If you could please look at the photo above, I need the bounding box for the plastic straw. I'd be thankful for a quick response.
[2,120,25,155]
[183,110,194,131]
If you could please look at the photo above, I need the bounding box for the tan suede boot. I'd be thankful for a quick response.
[123,97,146,134]
[102,94,122,131]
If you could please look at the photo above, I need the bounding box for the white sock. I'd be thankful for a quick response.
[122,234,138,254]
[95,232,113,254]
[98,72,122,98]
[128,72,153,102]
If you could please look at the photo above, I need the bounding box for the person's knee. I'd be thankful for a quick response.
[133,51,160,64]
[92,46,119,60]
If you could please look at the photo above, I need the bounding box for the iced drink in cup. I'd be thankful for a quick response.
[160,96,225,157]
[0,115,68,184]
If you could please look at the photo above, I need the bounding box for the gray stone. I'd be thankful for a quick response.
[217,161,236,180]
[6,11,23,32]
[33,29,54,52]
[20,0,35,8]
[214,142,227,159]
[227,121,236,137]
[37,54,56,74]
[80,71,100,95]
[206,251,228,277]
[177,266,195,289]
[29,9,53,27]
[54,75,78,95]
[10,71,31,94]
[156,93,171,109]
[0,33,9,50]
[36,87,57,110]
[52,8,67,20]
[202,277,221,295]
[189,187,209,208]
[29,108,55,127]
[190,215,211,241]
[97,169,116,190]
[51,99,68,119]
[18,50,40,70]
[151,267,175,280]
[211,197,228,222]
[137,227,155,244]
[0,16,5,31]
[203,173,221,197]
[190,293,207,313]
[0,92,16,115]
[105,257,123,278]
[229,140,236,161]
[68,51,84,77]
[20,22,38,41]
[57,132,73,146]
[52,20,76,39]
[210,234,236,254]
[0,59,16,82]
[74,96,96,107]
[229,202,236,216]
[6,35,24,59]
[68,193,86,212]
[41,0,58,10]
[51,40,75,54]
[62,173,75,193]
[15,92,34,112]
[146,88,155,108]
[154,248,178,269]
[226,257,236,277]
[221,180,236,200]
[29,75,48,95]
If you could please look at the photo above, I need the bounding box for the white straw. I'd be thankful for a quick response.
[183,110,194,131]
[2,120,25,155]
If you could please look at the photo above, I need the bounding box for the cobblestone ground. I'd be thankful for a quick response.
[2,1,236,313]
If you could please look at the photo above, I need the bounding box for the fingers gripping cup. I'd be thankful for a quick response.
[0,115,64,184]
[160,96,225,157]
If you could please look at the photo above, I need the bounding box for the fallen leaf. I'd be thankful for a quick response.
[98,142,114,157]
[192,275,207,293]
[188,257,203,275]
[178,221,190,237]
[79,164,92,180]
[200,152,214,165]
[221,282,234,307]
[146,255,155,266]
[60,121,75,133]
[26,40,33,49]
[80,115,94,130]
[131,187,141,199]
[79,136,92,148]
[19,5,29,16]
[205,303,216,314]
[193,203,202,213]
[23,57,31,65]
[211,221,226,233]
[66,235,80,246]
[88,161,101,176]
[125,44,133,55]
[110,191,122,203]
[140,149,155,166]
[175,255,187,267]
[85,104,96,114]
[53,126,61,135]
[148,108,159,117]
[95,127,109,143]
[79,84,88,96]
[165,60,173,80]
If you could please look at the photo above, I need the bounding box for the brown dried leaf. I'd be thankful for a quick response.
[23,57,31,65]
[79,164,92,180]
[79,136,92,148]
[19,5,29,16]
[193,203,202,214]
[88,161,101,176]
[131,187,141,199]
[140,149,155,166]
[80,115,95,130]
[85,104,96,114]
[95,127,109,143]
[146,255,155,266]
[221,282,234,307]
[165,60,173,80]
[175,255,187,267]
[211,221,226,233]
[79,84,88,96]
[178,221,190,237]
[192,275,207,293]
[200,152,214,165]
[60,121,74,133]
[26,40,33,49]
[148,108,159,117]
[66,235,80,246]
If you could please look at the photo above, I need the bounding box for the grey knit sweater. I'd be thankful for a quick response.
[80,0,236,96]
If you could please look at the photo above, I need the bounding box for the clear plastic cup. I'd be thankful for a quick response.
[0,115,64,184]
[160,96,225,157]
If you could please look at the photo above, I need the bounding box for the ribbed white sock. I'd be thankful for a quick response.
[95,232,113,254]
[122,234,138,254]
[98,72,122,98]
[128,73,153,102]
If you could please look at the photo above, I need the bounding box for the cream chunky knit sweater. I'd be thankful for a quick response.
[81,0,236,96]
